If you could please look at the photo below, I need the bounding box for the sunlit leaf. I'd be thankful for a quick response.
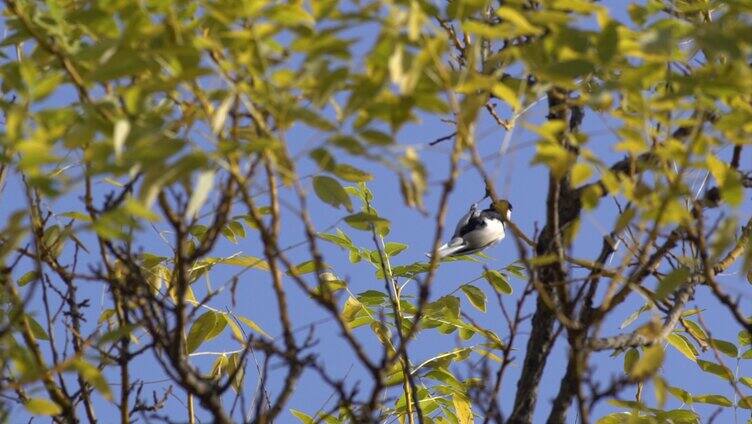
[290,409,314,424]
[24,398,61,416]
[313,176,353,212]
[344,212,390,236]
[629,344,663,380]
[655,267,690,300]
[452,393,473,424]
[113,119,130,161]
[696,359,733,381]
[709,339,738,358]
[692,394,732,407]
[484,270,512,295]
[461,284,486,313]
[185,170,215,218]
[186,311,226,353]
[666,333,696,362]
[68,358,112,400]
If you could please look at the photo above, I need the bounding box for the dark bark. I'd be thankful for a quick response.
[508,88,583,424]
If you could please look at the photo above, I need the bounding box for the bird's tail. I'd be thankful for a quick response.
[428,241,467,259]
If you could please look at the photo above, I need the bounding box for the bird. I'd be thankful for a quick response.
[432,199,513,259]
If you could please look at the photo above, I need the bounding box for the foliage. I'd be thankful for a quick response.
[0,0,750,423]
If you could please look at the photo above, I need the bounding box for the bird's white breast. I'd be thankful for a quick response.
[463,217,505,247]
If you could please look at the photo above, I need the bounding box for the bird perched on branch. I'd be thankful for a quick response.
[433,199,513,259]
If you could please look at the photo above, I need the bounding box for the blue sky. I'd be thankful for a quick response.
[3,1,752,423]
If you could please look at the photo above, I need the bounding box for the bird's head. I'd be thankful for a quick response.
[491,199,513,220]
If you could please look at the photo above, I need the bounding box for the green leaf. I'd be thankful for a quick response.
[461,284,487,313]
[620,304,649,329]
[310,148,336,171]
[696,359,733,381]
[655,409,699,423]
[286,260,321,276]
[186,311,227,353]
[709,339,738,358]
[318,229,355,250]
[221,221,246,243]
[597,21,619,64]
[624,348,639,373]
[629,344,663,379]
[738,396,752,409]
[68,358,112,400]
[17,271,38,287]
[334,164,372,182]
[238,316,270,338]
[60,211,91,222]
[99,324,139,345]
[491,82,520,110]
[532,142,576,179]
[214,255,269,270]
[344,212,390,236]
[667,386,693,404]
[385,242,407,257]
[484,269,512,295]
[666,333,696,362]
[341,297,370,329]
[290,409,314,424]
[496,7,542,35]
[452,393,473,424]
[313,176,353,212]
[25,315,49,341]
[227,318,244,341]
[655,267,690,300]
[692,394,732,406]
[739,330,751,346]
[684,320,708,343]
[227,353,244,392]
[268,4,315,28]
[209,355,227,380]
[25,398,62,416]
[597,413,631,424]
[740,377,752,388]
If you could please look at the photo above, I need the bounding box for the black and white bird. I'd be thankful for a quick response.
[433,199,513,259]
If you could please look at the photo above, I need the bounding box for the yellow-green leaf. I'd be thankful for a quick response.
[666,333,696,362]
[25,398,62,416]
[313,176,353,212]
[290,408,314,424]
[461,284,487,313]
[629,344,663,379]
[186,311,226,353]
[491,83,520,110]
[452,393,474,424]
[185,170,215,218]
[693,394,732,407]
[113,119,130,161]
[696,359,733,381]
[68,358,112,400]
[484,269,512,295]
[655,267,690,300]
[710,339,738,358]
[238,316,270,338]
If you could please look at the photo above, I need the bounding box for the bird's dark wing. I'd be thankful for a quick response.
[458,215,487,237]
[452,204,480,238]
